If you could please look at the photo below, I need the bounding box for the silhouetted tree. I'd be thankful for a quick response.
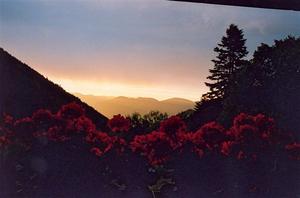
[127,111,168,135]
[203,24,248,100]
[221,36,300,131]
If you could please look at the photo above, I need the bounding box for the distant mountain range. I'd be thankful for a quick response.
[74,93,195,118]
[0,47,195,124]
[0,48,107,128]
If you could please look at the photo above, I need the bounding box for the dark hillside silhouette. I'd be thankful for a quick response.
[0,48,107,129]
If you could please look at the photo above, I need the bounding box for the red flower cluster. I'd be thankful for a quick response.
[0,114,14,148]
[107,114,131,133]
[0,103,91,145]
[57,102,85,119]
[1,103,299,167]
[190,122,227,157]
[75,116,96,134]
[86,131,113,156]
[86,130,127,156]
[130,131,174,165]
[285,143,300,160]
[0,135,11,148]
[130,116,190,165]
[159,116,187,137]
[3,114,13,125]
[159,116,188,149]
[225,113,279,160]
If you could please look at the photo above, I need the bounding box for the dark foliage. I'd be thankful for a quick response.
[204,24,248,100]
[187,98,223,131]
[221,36,300,132]
[126,111,168,135]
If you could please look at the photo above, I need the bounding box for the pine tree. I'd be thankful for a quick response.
[203,24,248,100]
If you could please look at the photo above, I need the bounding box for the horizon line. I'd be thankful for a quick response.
[73,92,198,102]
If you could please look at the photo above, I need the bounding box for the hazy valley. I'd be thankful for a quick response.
[74,93,195,118]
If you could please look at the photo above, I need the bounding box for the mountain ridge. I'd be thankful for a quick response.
[74,93,195,118]
[0,48,108,129]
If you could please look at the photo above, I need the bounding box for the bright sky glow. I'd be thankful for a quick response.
[1,0,300,101]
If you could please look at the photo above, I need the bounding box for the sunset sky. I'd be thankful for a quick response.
[1,0,300,101]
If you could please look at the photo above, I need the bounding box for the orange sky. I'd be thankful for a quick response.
[1,0,299,101]
[23,52,210,101]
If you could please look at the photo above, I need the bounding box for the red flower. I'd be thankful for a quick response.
[90,147,103,157]
[235,125,258,143]
[197,122,227,150]
[86,131,114,156]
[175,131,193,151]
[130,131,174,166]
[57,102,85,119]
[158,116,188,150]
[231,113,277,143]
[221,141,234,156]
[110,136,127,154]
[285,143,300,160]
[32,109,53,124]
[75,116,96,134]
[3,114,13,125]
[254,114,275,131]
[159,116,187,137]
[32,109,56,136]
[0,135,11,148]
[0,117,14,145]
[227,113,280,160]
[107,114,130,133]
[233,113,255,127]
[47,126,69,142]
[254,114,278,143]
[190,130,206,157]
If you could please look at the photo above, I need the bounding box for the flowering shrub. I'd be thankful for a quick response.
[220,141,235,156]
[0,114,14,148]
[158,116,188,150]
[47,126,68,142]
[190,122,227,157]
[32,109,53,125]
[110,136,127,154]
[226,113,283,160]
[0,134,11,148]
[159,116,186,137]
[285,143,300,160]
[3,114,13,126]
[1,103,299,198]
[57,102,85,119]
[86,131,113,156]
[107,114,130,133]
[74,116,96,134]
[1,103,299,167]
[130,131,174,165]
[189,131,205,157]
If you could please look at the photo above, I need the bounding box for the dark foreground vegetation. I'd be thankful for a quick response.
[0,102,299,197]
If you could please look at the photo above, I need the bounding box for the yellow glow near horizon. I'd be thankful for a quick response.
[49,76,205,101]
